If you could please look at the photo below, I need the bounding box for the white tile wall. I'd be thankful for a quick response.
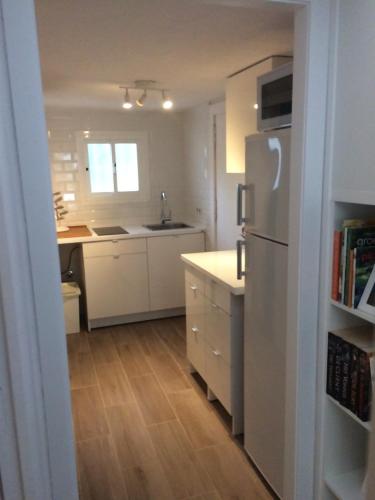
[46,107,186,226]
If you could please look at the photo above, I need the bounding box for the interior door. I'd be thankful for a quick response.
[244,234,287,497]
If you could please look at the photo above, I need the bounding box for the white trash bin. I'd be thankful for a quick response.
[61,282,81,334]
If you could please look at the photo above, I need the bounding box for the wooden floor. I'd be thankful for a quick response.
[67,316,273,500]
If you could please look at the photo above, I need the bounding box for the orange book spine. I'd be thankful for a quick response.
[331,230,342,301]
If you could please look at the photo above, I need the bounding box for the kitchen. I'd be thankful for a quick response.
[1,1,374,500]
[40,0,293,496]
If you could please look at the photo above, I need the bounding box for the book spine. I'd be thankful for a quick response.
[340,227,348,303]
[358,351,372,421]
[347,249,354,307]
[349,346,360,414]
[326,333,337,397]
[331,231,342,301]
[340,340,352,408]
[333,336,343,401]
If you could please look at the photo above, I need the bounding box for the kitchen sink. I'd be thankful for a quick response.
[92,226,128,236]
[144,222,192,231]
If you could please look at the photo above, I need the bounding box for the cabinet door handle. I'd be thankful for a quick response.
[113,255,120,259]
[191,327,199,334]
[236,239,246,280]
[112,240,119,243]
[212,349,221,357]
[236,183,248,225]
[190,285,198,291]
[211,302,218,309]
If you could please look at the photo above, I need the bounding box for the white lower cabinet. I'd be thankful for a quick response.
[148,233,205,311]
[83,239,149,325]
[82,231,205,328]
[185,266,244,434]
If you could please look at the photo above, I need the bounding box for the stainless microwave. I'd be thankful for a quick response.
[257,62,293,132]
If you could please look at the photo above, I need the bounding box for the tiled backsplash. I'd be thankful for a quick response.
[47,108,187,226]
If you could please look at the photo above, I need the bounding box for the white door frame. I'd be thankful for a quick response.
[0,0,78,499]
[208,100,226,250]
[0,0,332,498]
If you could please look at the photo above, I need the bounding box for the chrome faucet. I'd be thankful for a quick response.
[160,191,172,224]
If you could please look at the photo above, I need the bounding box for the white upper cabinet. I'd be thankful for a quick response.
[148,233,205,311]
[226,56,291,173]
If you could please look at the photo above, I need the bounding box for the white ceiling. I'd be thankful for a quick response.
[35,0,294,111]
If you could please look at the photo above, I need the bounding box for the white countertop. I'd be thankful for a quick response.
[57,224,204,245]
[181,250,244,296]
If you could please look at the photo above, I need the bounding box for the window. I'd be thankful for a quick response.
[77,131,150,203]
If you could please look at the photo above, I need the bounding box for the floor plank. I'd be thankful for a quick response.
[88,329,119,365]
[67,333,96,389]
[77,436,128,500]
[95,361,133,407]
[189,493,222,500]
[132,322,168,357]
[196,442,273,500]
[130,374,176,425]
[168,389,230,449]
[106,402,157,468]
[148,351,191,393]
[71,386,109,441]
[153,318,191,373]
[148,420,214,499]
[121,460,175,500]
[116,336,153,378]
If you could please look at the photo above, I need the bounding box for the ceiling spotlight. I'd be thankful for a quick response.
[122,88,133,109]
[136,89,147,107]
[162,90,173,110]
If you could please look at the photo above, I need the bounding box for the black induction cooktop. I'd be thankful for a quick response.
[92,226,128,236]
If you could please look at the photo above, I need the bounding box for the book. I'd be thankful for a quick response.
[331,230,342,301]
[340,340,352,408]
[354,246,375,308]
[358,351,372,421]
[342,226,375,305]
[327,333,338,397]
[349,346,360,414]
[333,336,343,401]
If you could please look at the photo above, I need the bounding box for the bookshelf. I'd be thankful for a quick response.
[325,468,366,500]
[317,200,375,500]
[330,301,375,325]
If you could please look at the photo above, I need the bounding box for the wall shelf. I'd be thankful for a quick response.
[330,300,375,325]
[332,189,375,207]
[327,396,371,432]
[325,468,366,500]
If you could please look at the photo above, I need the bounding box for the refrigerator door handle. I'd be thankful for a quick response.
[236,239,246,280]
[236,184,248,225]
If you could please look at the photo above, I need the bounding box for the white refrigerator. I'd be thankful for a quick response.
[236,128,290,498]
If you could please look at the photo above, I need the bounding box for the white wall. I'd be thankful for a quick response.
[330,0,375,203]
[182,103,215,248]
[46,108,186,226]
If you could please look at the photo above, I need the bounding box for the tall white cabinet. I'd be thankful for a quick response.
[317,2,375,499]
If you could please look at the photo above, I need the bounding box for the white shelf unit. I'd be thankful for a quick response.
[325,468,366,500]
[317,200,375,500]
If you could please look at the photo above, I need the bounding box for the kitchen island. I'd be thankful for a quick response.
[181,250,244,434]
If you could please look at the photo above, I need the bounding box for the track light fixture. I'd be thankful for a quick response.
[122,88,133,109]
[136,89,147,107]
[119,84,174,110]
[162,90,173,110]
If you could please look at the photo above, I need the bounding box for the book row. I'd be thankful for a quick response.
[326,327,374,422]
[331,220,375,308]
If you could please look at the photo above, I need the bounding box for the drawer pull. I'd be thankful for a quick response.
[211,302,218,309]
[212,349,221,357]
[191,326,199,334]
[112,240,119,243]
[190,285,198,291]
[113,255,120,259]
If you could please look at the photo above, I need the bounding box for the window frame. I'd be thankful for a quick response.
[76,130,150,203]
